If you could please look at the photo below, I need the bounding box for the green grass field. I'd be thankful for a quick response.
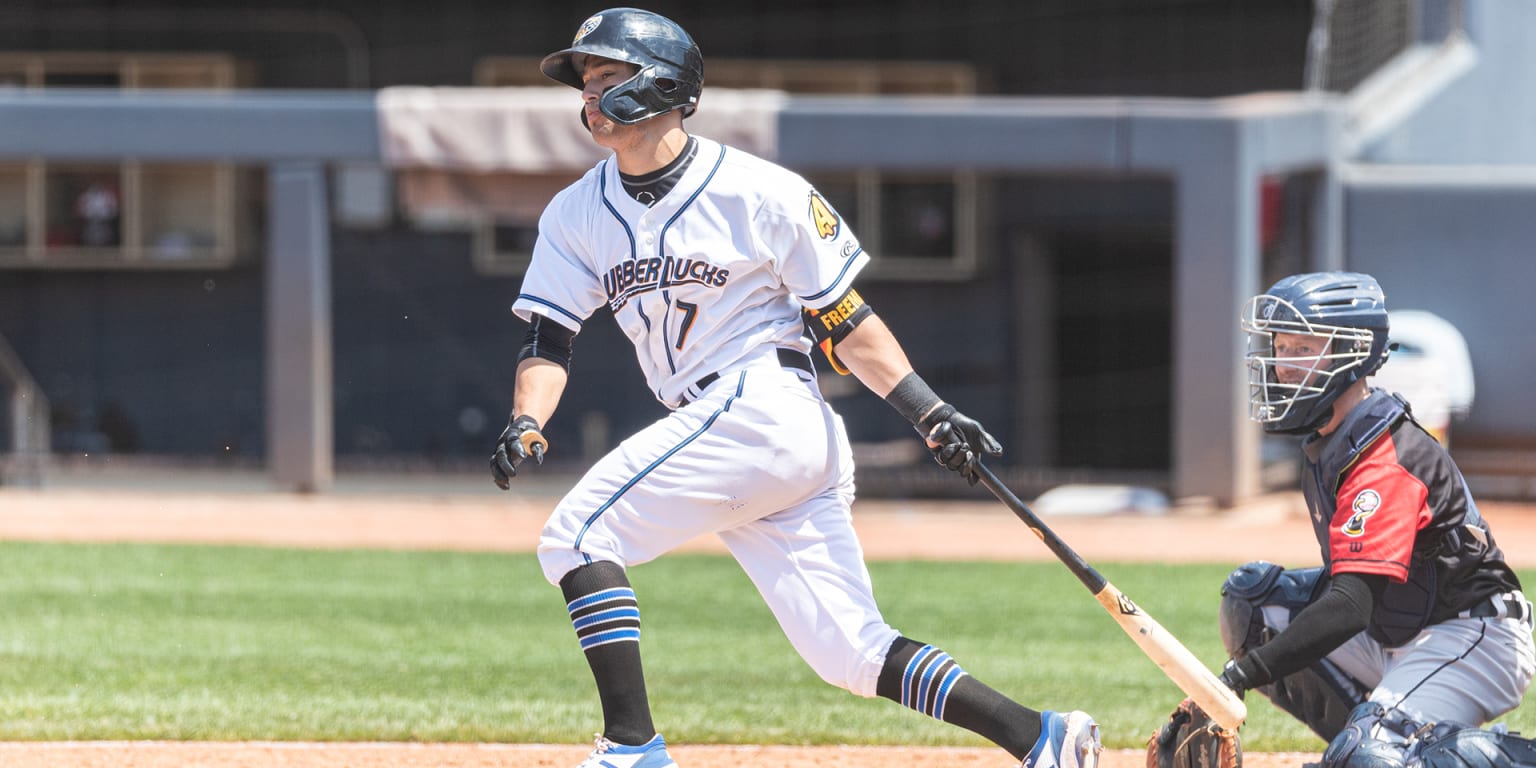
[0,541,1529,751]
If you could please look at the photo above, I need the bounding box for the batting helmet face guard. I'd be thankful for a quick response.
[540,7,703,125]
[1241,271,1391,435]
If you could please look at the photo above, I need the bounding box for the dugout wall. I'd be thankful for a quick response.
[0,88,1339,504]
[5,0,1533,504]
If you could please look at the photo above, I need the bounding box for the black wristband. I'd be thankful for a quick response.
[916,404,956,436]
[884,372,945,428]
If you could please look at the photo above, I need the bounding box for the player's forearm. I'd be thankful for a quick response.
[512,357,569,426]
[832,314,919,399]
[1236,571,1376,686]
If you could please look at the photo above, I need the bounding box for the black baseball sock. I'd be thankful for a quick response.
[876,636,1042,760]
[560,560,655,746]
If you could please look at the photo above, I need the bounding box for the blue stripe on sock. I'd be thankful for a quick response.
[566,587,636,613]
[916,653,940,713]
[568,587,641,651]
[903,645,942,711]
[900,645,932,709]
[932,664,966,721]
[900,644,967,720]
[578,627,641,650]
[571,606,640,631]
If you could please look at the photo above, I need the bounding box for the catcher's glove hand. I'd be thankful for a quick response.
[1147,698,1242,768]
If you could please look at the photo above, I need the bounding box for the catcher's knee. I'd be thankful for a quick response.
[1412,723,1536,768]
[1321,703,1417,768]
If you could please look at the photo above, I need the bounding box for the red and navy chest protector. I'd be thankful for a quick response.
[1300,390,1521,646]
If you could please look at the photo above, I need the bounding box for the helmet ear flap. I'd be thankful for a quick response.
[597,65,700,124]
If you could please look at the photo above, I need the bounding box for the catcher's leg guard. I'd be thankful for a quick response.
[1220,562,1369,740]
[1412,724,1536,768]
[1321,703,1412,768]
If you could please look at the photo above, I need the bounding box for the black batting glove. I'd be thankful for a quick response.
[916,405,1003,486]
[490,414,545,490]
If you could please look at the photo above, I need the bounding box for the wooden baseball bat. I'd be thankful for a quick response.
[974,463,1247,732]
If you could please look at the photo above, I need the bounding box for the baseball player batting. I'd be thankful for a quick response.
[489,8,1102,768]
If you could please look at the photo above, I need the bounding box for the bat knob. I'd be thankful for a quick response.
[519,431,548,465]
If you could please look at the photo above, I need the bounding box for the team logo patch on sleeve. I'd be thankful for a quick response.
[808,190,841,241]
[1341,489,1381,537]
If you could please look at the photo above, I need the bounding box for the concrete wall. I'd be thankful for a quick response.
[1344,168,1536,440]
[1342,0,1536,443]
[1361,0,1536,163]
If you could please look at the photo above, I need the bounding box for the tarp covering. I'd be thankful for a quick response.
[376,85,786,219]
[377,85,786,171]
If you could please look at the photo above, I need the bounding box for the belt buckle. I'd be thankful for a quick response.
[1499,590,1530,622]
[1468,592,1533,622]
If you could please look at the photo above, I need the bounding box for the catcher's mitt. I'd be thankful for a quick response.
[1147,698,1243,768]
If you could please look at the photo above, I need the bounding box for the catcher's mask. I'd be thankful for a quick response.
[1241,272,1390,435]
[540,7,703,125]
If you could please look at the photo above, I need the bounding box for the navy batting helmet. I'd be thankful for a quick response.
[541,8,703,125]
[1241,271,1391,434]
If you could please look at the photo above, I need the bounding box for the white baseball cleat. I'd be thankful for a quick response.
[576,733,678,768]
[1022,710,1102,768]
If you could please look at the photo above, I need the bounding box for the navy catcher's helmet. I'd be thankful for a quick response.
[1241,271,1391,435]
[541,7,703,125]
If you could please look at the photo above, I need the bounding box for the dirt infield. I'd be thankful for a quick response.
[4,483,1536,566]
[3,479,1535,767]
[0,741,1325,768]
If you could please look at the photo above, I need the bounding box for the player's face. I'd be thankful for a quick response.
[580,57,641,140]
[1271,332,1331,386]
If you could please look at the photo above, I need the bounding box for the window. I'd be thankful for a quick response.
[0,164,32,251]
[0,53,247,269]
[801,169,980,280]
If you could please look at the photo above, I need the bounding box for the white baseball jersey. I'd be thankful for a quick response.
[524,135,905,699]
[512,135,869,407]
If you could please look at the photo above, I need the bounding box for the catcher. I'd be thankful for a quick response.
[1148,272,1535,768]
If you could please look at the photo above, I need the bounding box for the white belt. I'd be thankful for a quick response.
[1457,590,1532,623]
